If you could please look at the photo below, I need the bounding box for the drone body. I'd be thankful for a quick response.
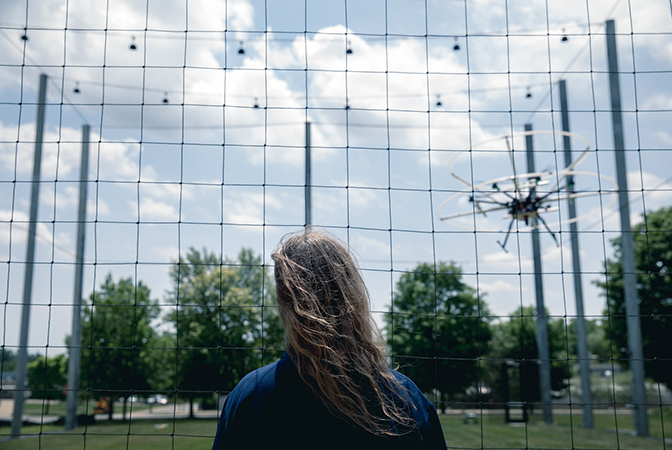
[437,130,618,252]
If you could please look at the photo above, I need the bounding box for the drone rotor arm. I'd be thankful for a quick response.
[439,205,509,221]
[473,199,488,216]
[469,185,509,204]
[469,199,507,206]
[450,171,509,205]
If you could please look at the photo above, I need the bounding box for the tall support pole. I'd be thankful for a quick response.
[12,73,47,437]
[65,124,90,430]
[305,121,312,229]
[524,124,553,425]
[605,19,649,437]
[558,80,594,428]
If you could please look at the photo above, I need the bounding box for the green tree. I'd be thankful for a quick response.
[596,206,672,388]
[485,306,571,406]
[144,331,177,397]
[165,248,283,417]
[565,318,611,361]
[1,348,16,372]
[385,262,491,404]
[27,353,68,414]
[80,274,160,420]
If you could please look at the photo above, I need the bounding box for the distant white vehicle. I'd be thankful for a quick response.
[147,395,168,405]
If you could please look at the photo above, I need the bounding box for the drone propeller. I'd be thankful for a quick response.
[504,136,523,200]
[540,147,591,201]
[497,176,550,196]
[538,190,604,205]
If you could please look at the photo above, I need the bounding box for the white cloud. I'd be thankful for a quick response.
[627,171,672,225]
[348,185,380,209]
[642,94,672,111]
[350,234,391,262]
[0,209,54,247]
[478,278,521,294]
[152,243,180,262]
[224,191,281,225]
[137,197,179,222]
[0,122,83,179]
[3,0,672,350]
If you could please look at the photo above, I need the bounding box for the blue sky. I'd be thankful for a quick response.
[1,0,671,355]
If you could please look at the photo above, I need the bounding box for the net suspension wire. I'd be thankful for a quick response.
[1,0,670,446]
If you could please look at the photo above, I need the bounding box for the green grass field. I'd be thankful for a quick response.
[0,419,215,450]
[439,411,671,450]
[1,411,670,449]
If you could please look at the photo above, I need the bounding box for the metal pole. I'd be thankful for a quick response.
[65,124,90,430]
[559,79,594,428]
[524,124,553,425]
[305,121,312,229]
[12,73,47,437]
[605,19,649,437]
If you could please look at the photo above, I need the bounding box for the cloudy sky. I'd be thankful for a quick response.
[1,0,671,355]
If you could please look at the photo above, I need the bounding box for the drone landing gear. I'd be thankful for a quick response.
[497,215,560,253]
[536,215,560,247]
[497,218,516,253]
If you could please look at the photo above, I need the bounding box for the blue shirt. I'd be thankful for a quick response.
[213,353,447,449]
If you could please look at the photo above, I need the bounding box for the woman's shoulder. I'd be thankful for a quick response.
[390,370,429,400]
[388,369,438,419]
[389,369,447,448]
[227,354,291,404]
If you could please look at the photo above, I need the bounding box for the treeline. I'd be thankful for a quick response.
[18,247,282,420]
[17,206,672,418]
[385,262,610,408]
[387,206,672,407]
[78,247,284,419]
[24,252,601,418]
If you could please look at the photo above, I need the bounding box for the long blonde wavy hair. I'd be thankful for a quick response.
[271,231,416,436]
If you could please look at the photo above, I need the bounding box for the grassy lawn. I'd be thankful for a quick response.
[0,419,217,450]
[0,412,669,449]
[552,408,672,440]
[440,411,671,450]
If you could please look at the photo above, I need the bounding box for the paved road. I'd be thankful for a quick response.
[0,399,220,425]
